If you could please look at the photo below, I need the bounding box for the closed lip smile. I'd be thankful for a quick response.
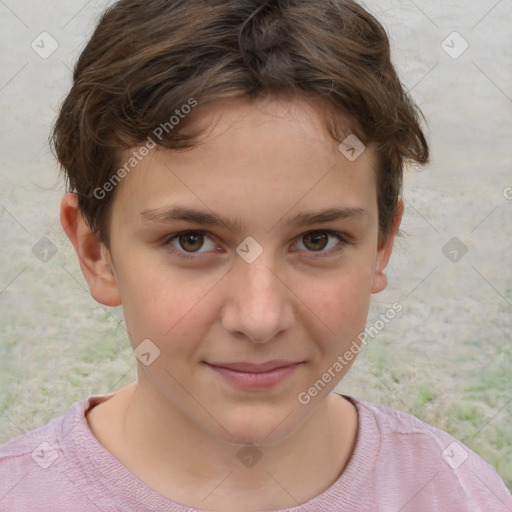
[204,360,303,390]
[205,360,302,373]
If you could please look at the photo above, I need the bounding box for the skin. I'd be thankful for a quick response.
[61,96,403,511]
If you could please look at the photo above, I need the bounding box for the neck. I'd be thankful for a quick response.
[88,380,358,511]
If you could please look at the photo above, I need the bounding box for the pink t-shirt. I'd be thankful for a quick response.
[1,393,510,511]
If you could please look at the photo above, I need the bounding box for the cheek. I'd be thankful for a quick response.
[117,261,221,353]
[115,238,376,357]
[298,263,374,351]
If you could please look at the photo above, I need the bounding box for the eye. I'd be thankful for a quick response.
[163,229,349,261]
[164,230,218,259]
[294,230,348,258]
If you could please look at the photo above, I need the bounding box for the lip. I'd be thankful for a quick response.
[207,360,301,373]
[205,361,303,390]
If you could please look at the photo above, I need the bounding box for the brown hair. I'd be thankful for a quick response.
[51,0,429,248]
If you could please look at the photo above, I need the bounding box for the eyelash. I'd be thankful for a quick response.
[163,230,349,260]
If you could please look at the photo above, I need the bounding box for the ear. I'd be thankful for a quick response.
[60,193,122,306]
[371,198,404,294]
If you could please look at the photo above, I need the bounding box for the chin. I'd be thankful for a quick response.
[213,404,302,447]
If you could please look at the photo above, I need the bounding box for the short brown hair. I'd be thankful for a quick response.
[51,0,429,247]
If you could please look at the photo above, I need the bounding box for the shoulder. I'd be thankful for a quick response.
[0,409,65,466]
[0,406,68,509]
[0,396,111,512]
[343,395,512,511]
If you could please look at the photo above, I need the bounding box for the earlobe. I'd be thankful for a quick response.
[371,199,404,294]
[60,193,122,306]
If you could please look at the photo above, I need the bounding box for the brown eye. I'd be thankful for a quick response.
[164,230,218,260]
[294,230,347,258]
[178,232,205,252]
[302,231,330,252]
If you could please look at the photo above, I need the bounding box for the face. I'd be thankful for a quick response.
[101,97,395,445]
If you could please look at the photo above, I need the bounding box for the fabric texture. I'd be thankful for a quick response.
[1,392,511,512]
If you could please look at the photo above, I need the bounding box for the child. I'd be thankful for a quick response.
[1,0,511,510]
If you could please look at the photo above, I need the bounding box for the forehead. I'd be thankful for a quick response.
[112,97,378,228]
[183,95,344,144]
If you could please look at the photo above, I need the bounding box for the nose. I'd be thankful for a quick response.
[220,257,295,344]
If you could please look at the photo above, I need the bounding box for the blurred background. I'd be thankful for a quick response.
[1,0,511,490]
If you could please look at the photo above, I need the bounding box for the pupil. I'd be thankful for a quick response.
[305,232,328,251]
[180,233,203,252]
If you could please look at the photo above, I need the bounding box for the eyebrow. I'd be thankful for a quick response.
[139,205,367,231]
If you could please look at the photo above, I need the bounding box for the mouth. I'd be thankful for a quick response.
[204,361,304,390]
